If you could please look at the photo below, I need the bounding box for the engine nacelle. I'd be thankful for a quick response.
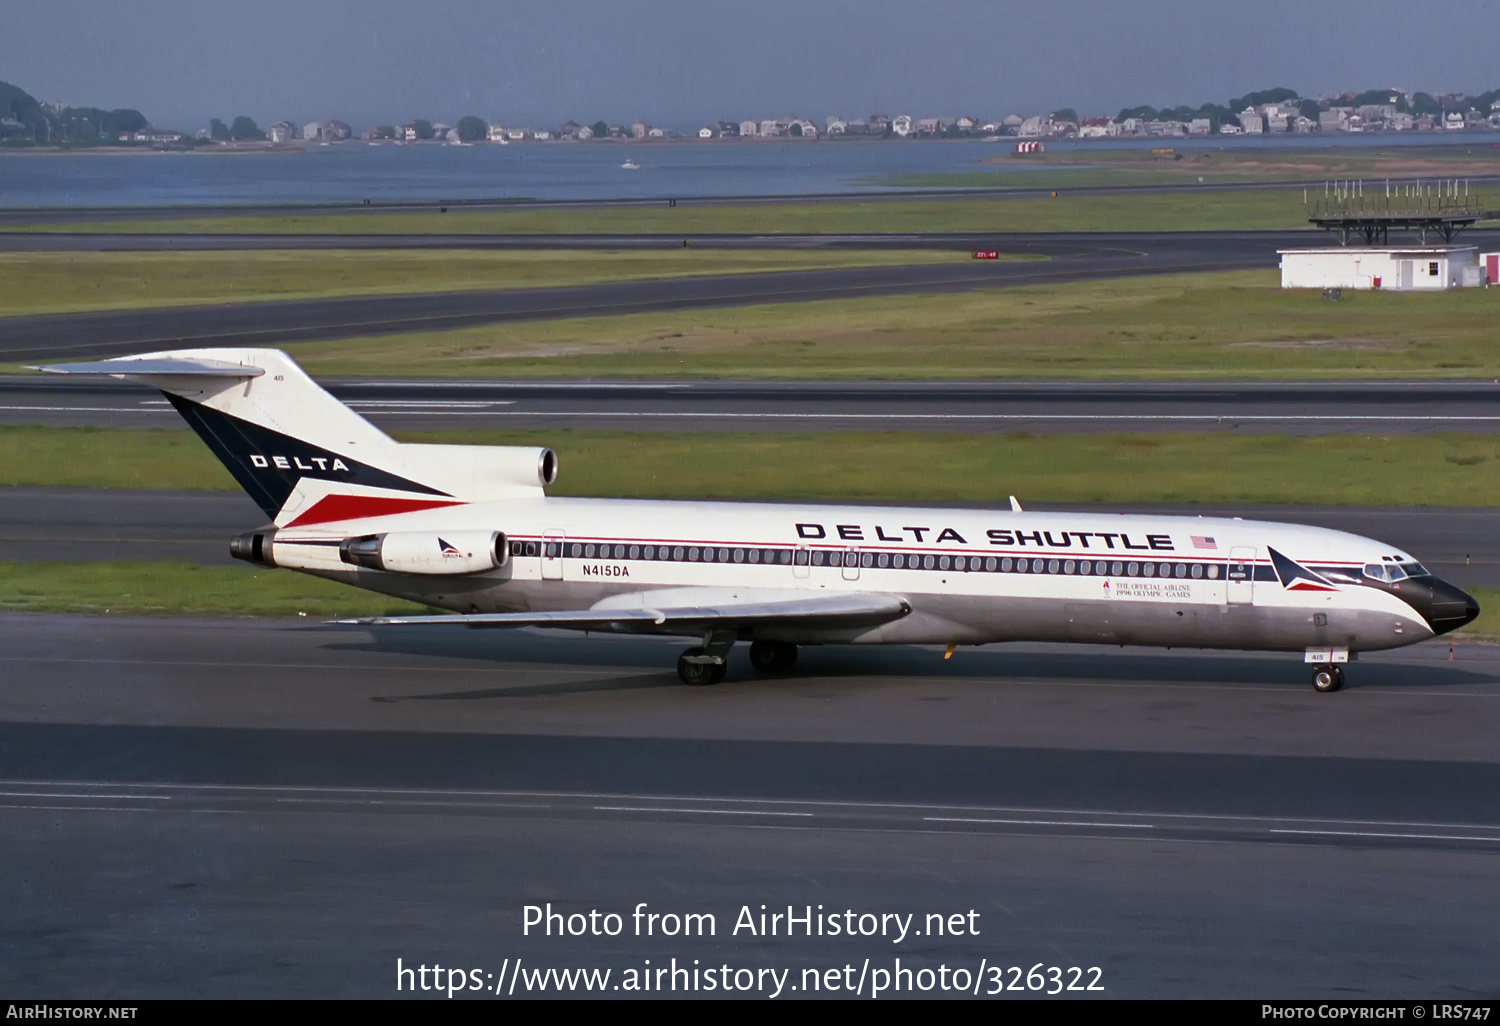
[339,530,507,575]
[396,443,558,500]
[230,529,278,567]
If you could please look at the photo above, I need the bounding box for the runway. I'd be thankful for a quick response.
[0,229,1347,366]
[5,228,1496,364]
[0,228,1323,252]
[1,612,1498,997]
[7,375,1500,434]
[4,486,1496,587]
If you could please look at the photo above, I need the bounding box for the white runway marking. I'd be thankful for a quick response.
[1,781,1495,845]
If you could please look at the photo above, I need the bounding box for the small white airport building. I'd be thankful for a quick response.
[1278,245,1485,291]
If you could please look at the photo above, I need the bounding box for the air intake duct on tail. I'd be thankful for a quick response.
[230,529,278,567]
[339,530,508,575]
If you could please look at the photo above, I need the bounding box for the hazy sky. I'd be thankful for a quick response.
[5,1,1498,130]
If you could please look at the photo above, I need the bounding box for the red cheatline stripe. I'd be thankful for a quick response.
[284,494,464,528]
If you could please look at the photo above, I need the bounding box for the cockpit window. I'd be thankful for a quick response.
[1364,562,1428,583]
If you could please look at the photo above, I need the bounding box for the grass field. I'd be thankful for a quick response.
[0,560,429,617]
[0,248,971,317]
[21,188,1341,235]
[5,424,1500,507]
[887,142,1500,190]
[266,270,1500,380]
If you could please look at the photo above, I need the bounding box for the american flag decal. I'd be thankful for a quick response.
[1192,536,1217,550]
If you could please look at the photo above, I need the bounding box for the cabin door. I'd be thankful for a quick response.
[541,530,565,580]
[1226,546,1256,604]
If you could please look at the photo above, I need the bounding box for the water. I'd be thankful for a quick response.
[0,134,1493,209]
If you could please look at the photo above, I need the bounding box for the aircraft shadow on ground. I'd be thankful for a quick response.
[326,627,1500,696]
[369,674,681,703]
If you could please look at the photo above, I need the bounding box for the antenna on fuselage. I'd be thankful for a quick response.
[1009,495,1023,513]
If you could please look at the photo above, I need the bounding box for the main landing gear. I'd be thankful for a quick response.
[675,640,800,685]
[1310,665,1345,693]
[677,648,726,686]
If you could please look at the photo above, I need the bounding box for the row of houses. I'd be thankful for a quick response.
[213,93,1500,147]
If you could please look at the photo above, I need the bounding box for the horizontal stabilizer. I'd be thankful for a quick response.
[29,357,265,378]
[335,589,910,633]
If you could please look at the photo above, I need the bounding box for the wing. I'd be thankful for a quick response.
[335,588,910,634]
[29,356,265,379]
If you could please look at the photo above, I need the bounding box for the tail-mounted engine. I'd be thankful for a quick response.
[338,530,508,575]
[230,529,278,567]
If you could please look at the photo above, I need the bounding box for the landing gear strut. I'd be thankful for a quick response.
[1310,665,1345,693]
[748,640,798,673]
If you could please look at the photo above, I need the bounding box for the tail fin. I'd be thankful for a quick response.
[33,348,557,526]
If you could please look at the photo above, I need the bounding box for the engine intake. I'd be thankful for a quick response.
[339,530,507,575]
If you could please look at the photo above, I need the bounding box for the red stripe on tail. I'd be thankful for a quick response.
[284,494,463,527]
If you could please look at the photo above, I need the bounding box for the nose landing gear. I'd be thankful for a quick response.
[1310,665,1345,692]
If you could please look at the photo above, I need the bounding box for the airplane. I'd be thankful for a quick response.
[35,347,1480,693]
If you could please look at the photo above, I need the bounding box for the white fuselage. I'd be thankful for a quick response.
[271,497,1438,654]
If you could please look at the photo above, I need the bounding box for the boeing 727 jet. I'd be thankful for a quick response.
[37,348,1479,692]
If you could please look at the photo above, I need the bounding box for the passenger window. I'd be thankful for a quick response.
[1190,564,1202,579]
[1047,559,1060,574]
[1143,563,1156,577]
[1127,562,1139,576]
[794,549,808,565]
[629,546,640,559]
[1110,561,1123,576]
[1175,564,1186,578]
[1064,560,1075,574]
[1207,565,1219,579]
[923,555,936,570]
[1079,560,1092,575]
[938,556,950,570]
[877,553,889,568]
[986,557,997,572]
[673,546,685,561]
[812,550,824,566]
[1001,558,1013,572]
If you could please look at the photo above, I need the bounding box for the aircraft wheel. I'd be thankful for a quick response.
[678,648,726,686]
[1311,665,1344,693]
[748,641,798,673]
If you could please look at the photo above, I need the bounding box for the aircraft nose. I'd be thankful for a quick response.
[1424,578,1480,636]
